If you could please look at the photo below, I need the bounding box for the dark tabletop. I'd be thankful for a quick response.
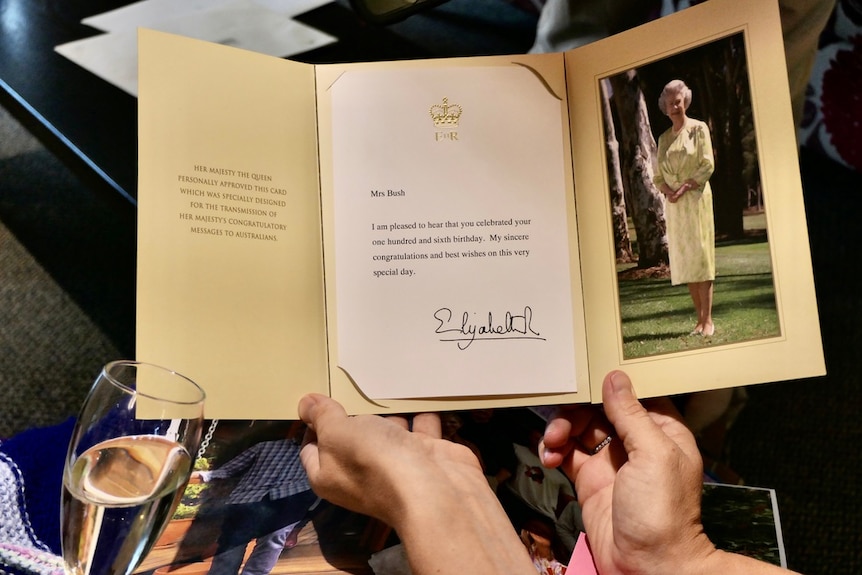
[0,0,537,210]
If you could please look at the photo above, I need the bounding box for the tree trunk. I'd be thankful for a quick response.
[708,36,747,238]
[609,70,668,268]
[601,78,635,263]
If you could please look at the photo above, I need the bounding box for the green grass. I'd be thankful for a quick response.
[618,238,779,359]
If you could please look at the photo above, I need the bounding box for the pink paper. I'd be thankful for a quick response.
[567,532,598,574]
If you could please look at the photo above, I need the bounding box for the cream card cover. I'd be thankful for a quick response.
[137,0,824,419]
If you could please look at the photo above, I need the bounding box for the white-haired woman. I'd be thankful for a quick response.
[655,79,716,336]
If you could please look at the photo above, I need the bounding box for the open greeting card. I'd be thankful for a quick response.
[137,0,823,419]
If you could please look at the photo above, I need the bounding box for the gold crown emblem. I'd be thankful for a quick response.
[429,97,462,128]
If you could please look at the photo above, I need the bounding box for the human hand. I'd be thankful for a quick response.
[189,470,209,483]
[298,394,534,575]
[298,394,468,525]
[669,182,693,202]
[540,371,716,575]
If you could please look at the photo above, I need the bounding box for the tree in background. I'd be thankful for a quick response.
[607,70,668,268]
[601,78,636,264]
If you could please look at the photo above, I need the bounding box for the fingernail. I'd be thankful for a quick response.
[610,371,636,399]
[297,394,320,421]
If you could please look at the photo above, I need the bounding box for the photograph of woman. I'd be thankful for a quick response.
[654,79,716,337]
[593,33,780,358]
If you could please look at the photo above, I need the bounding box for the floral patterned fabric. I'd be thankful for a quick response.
[654,118,716,285]
[799,0,862,172]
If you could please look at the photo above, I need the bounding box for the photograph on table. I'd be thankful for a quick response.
[133,407,789,575]
[133,419,386,575]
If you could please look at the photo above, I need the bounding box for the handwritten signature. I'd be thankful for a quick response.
[433,306,544,350]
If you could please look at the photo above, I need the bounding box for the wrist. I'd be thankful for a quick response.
[676,535,721,575]
[628,530,716,575]
[391,457,491,532]
[695,548,798,575]
[393,462,534,575]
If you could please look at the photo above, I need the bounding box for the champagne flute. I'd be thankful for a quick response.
[61,361,205,575]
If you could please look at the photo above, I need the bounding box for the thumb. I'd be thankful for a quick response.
[297,394,351,489]
[601,371,668,454]
[298,393,347,431]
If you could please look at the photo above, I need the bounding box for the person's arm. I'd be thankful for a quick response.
[202,442,259,481]
[653,133,688,203]
[653,132,672,195]
[541,370,799,575]
[687,123,715,190]
[668,181,694,203]
[298,394,535,575]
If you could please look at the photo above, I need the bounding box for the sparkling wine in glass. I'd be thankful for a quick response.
[61,361,205,575]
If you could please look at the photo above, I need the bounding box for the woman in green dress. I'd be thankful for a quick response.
[654,79,716,336]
